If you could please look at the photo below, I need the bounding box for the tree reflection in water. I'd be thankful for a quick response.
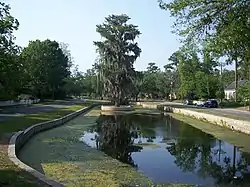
[86,113,250,186]
[95,114,142,167]
[166,116,250,186]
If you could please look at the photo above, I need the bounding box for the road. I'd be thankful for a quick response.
[1,100,249,122]
[0,100,85,122]
[210,108,250,118]
[162,101,250,119]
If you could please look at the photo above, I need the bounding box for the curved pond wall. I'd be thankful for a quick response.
[8,104,99,187]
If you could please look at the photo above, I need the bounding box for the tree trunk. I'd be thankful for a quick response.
[235,59,238,102]
[40,88,44,101]
[249,64,250,111]
[52,88,55,100]
[206,77,210,99]
[115,89,121,107]
[220,62,223,102]
[135,92,139,102]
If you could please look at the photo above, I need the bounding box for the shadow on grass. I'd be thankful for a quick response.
[0,169,49,187]
[0,105,87,136]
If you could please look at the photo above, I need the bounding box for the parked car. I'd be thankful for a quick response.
[183,99,192,105]
[196,100,205,107]
[203,99,218,108]
[193,100,198,105]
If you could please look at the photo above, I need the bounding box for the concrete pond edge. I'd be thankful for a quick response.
[101,105,133,111]
[8,104,100,187]
[138,102,250,135]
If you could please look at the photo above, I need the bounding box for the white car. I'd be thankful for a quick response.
[196,101,205,106]
[193,100,198,105]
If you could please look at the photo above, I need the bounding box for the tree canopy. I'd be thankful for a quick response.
[94,14,141,106]
[1,1,249,106]
[0,2,21,100]
[159,0,250,104]
[21,40,71,99]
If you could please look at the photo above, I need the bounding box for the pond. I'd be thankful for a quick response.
[81,113,250,186]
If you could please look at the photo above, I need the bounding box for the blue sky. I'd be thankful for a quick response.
[8,0,181,72]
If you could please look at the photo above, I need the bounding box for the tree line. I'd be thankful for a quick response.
[159,0,250,103]
[89,1,250,105]
[1,1,249,106]
[0,2,76,101]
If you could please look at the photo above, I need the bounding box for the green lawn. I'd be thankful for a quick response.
[0,104,88,187]
[220,101,246,108]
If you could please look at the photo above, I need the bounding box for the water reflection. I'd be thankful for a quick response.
[94,115,143,167]
[81,114,250,186]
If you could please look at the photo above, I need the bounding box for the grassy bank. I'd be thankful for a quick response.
[18,109,153,187]
[0,104,88,187]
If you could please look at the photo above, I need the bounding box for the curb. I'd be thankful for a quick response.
[8,104,98,187]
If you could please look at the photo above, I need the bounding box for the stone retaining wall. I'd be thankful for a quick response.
[170,107,250,134]
[138,103,250,135]
[8,104,99,187]
[101,105,133,111]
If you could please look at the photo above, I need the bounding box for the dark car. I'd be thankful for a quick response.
[203,99,218,108]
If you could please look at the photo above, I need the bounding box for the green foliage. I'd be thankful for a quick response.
[82,68,98,97]
[0,2,21,100]
[216,86,225,102]
[168,44,221,100]
[133,62,180,100]
[219,101,244,109]
[159,0,250,48]
[147,62,160,73]
[159,0,250,101]
[222,69,235,87]
[94,14,141,106]
[63,66,85,97]
[238,82,250,105]
[21,39,71,99]
[130,71,144,101]
[0,3,75,101]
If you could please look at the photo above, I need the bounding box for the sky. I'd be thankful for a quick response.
[7,0,181,72]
